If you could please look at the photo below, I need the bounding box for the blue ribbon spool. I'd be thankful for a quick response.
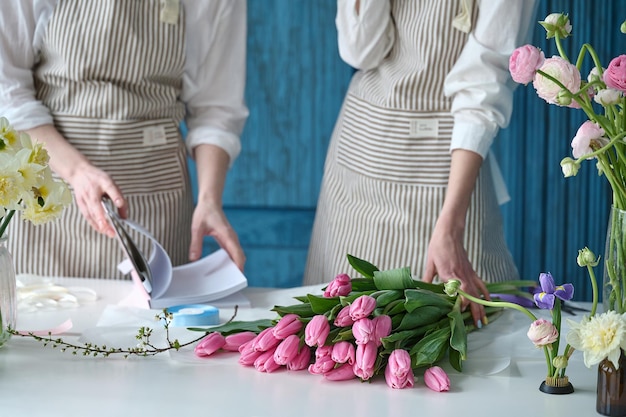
[166,304,220,327]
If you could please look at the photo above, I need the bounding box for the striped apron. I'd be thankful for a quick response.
[304,0,519,284]
[8,0,194,279]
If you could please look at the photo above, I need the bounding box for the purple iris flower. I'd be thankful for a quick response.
[533,272,574,309]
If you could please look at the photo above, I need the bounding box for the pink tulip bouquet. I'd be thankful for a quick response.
[189,255,534,391]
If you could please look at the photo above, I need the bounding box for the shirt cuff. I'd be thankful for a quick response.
[185,126,241,167]
[449,115,498,159]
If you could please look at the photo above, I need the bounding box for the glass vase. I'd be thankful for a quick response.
[0,235,17,348]
[604,206,626,313]
[597,350,626,416]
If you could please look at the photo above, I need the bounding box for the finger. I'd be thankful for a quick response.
[474,276,491,301]
[188,229,204,261]
[214,231,245,271]
[469,300,485,328]
[421,261,436,283]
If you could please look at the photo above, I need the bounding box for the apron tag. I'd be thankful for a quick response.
[143,126,168,146]
[160,0,180,25]
[409,118,439,138]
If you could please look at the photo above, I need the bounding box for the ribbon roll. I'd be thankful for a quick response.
[166,304,219,327]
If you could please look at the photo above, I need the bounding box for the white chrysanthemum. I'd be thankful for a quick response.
[566,311,626,369]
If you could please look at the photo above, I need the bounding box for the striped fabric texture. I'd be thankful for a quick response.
[9,0,194,279]
[304,0,519,285]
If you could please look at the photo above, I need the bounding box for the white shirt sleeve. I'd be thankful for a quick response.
[445,0,539,158]
[335,0,395,70]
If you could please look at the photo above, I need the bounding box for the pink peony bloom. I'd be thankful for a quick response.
[384,349,415,389]
[604,55,626,93]
[349,295,377,320]
[533,56,581,107]
[571,120,605,159]
[323,273,352,297]
[222,332,257,352]
[352,318,375,345]
[252,327,282,352]
[331,341,356,365]
[372,315,392,345]
[334,305,354,327]
[254,349,282,373]
[509,44,545,84]
[194,332,226,357]
[304,315,330,347]
[324,363,356,381]
[424,366,450,392]
[287,346,312,371]
[527,318,559,347]
[353,342,378,380]
[273,334,302,365]
[272,314,303,339]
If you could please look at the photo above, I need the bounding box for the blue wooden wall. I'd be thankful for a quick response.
[192,0,625,301]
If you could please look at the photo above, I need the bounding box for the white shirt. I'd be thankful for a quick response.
[0,0,248,165]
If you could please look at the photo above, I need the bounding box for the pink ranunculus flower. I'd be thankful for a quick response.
[331,341,356,365]
[334,305,354,327]
[222,332,257,352]
[272,314,303,339]
[194,332,226,357]
[424,366,450,392]
[254,348,282,373]
[349,295,377,321]
[252,327,282,352]
[352,318,375,345]
[273,334,301,365]
[527,318,559,347]
[286,346,312,371]
[324,363,356,381]
[509,44,545,85]
[604,55,626,93]
[533,56,581,107]
[353,342,378,381]
[304,315,330,347]
[384,349,415,389]
[372,315,392,346]
[594,88,623,106]
[571,120,605,159]
[323,273,352,298]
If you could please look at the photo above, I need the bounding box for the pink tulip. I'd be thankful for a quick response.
[287,346,312,371]
[272,314,303,339]
[238,341,264,366]
[304,315,330,347]
[353,342,378,380]
[324,363,356,381]
[254,349,282,373]
[527,318,559,347]
[308,355,336,375]
[424,366,450,392]
[222,332,257,352]
[273,334,301,365]
[571,121,605,159]
[509,44,545,85]
[252,327,282,352]
[372,315,392,345]
[334,305,354,327]
[331,341,356,365]
[323,273,352,298]
[384,349,415,389]
[194,332,226,357]
[315,345,333,360]
[533,56,581,107]
[349,295,377,320]
[352,318,375,345]
[604,55,626,93]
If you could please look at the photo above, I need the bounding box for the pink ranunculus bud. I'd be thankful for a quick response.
[571,120,605,159]
[384,349,415,389]
[273,334,301,365]
[604,55,626,93]
[509,44,545,85]
[334,305,354,327]
[527,318,559,347]
[304,315,330,347]
[238,340,264,366]
[324,362,356,381]
[194,332,226,357]
[252,327,282,352]
[349,295,377,321]
[424,366,450,392]
[353,342,378,381]
[372,315,392,345]
[533,56,581,107]
[352,318,375,345]
[323,273,352,298]
[254,348,282,373]
[594,88,623,106]
[287,346,312,371]
[272,314,303,339]
[308,355,336,375]
[222,332,258,352]
[331,341,356,365]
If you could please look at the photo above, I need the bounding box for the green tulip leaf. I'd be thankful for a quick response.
[187,319,273,335]
[404,289,454,313]
[373,267,417,290]
[347,254,379,279]
[410,327,451,368]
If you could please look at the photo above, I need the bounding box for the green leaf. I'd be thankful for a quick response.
[187,319,273,335]
[395,306,447,331]
[448,308,467,361]
[350,278,378,292]
[375,290,404,307]
[373,267,417,290]
[272,303,316,317]
[486,280,537,293]
[448,346,463,372]
[293,295,310,303]
[307,294,341,314]
[347,254,379,278]
[404,289,454,313]
[383,299,407,316]
[380,329,422,350]
[410,327,451,368]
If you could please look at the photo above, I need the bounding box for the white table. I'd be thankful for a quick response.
[0,278,600,417]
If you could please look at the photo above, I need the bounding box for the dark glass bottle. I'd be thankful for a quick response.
[597,351,626,416]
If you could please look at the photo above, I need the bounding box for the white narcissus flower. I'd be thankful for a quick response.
[0,153,26,208]
[566,311,626,369]
[22,173,72,225]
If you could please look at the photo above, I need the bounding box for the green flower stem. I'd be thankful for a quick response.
[587,264,599,317]
[574,43,604,74]
[0,209,15,239]
[555,34,569,62]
